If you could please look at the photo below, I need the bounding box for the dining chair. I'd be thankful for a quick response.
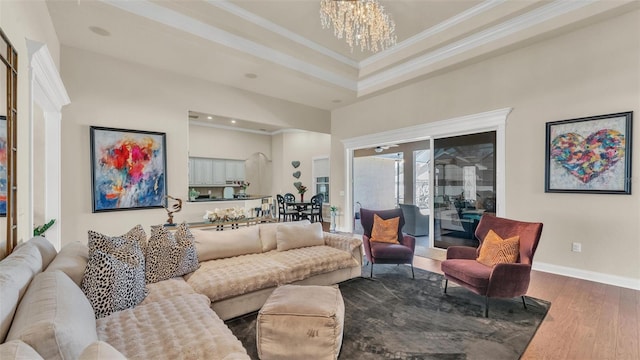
[301,194,324,223]
[276,194,298,222]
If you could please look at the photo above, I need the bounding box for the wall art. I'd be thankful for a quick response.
[91,126,167,212]
[545,111,632,194]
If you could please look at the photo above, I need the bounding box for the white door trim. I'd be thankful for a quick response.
[28,40,70,250]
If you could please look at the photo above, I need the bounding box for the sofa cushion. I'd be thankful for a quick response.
[96,294,249,359]
[19,237,57,268]
[7,271,97,360]
[192,226,262,261]
[267,246,358,284]
[0,241,46,343]
[259,220,310,252]
[82,247,148,318]
[79,341,127,360]
[186,253,287,302]
[276,222,324,251]
[0,340,44,360]
[88,224,147,256]
[140,277,196,305]
[146,223,199,283]
[45,242,89,286]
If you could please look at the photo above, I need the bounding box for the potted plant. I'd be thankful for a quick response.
[329,206,338,232]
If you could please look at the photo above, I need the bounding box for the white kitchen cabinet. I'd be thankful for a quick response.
[225,160,245,182]
[189,158,244,186]
[192,158,213,185]
[212,160,226,185]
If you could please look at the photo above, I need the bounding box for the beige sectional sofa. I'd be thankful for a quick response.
[0,220,362,359]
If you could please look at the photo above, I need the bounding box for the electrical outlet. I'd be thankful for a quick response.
[571,242,582,252]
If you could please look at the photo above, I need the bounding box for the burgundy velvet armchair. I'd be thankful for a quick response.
[360,208,416,279]
[440,214,543,317]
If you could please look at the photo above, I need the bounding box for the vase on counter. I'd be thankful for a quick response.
[189,188,199,201]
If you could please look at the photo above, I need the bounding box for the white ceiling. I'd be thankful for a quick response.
[47,0,636,118]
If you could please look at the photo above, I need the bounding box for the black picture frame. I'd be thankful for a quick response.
[545,111,632,194]
[90,126,167,212]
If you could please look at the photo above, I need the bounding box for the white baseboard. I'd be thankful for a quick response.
[532,262,640,291]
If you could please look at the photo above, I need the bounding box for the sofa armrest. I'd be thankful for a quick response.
[446,246,477,260]
[324,232,363,266]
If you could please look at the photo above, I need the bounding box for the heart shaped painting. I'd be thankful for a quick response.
[292,171,301,179]
[550,129,625,183]
[293,182,302,189]
[291,161,300,168]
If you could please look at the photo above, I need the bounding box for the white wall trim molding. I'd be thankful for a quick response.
[360,0,505,69]
[340,107,511,233]
[358,0,595,95]
[533,261,640,291]
[102,0,357,91]
[28,40,71,250]
[207,0,358,68]
[190,120,315,136]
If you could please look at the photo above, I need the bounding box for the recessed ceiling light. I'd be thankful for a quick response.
[332,99,342,103]
[207,116,213,120]
[231,120,237,124]
[89,26,111,37]
[244,73,258,79]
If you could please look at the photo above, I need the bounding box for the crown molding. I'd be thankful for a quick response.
[102,0,357,91]
[358,0,595,95]
[207,0,358,68]
[360,0,505,69]
[190,120,310,136]
[28,42,70,112]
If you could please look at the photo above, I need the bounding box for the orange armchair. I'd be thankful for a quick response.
[360,208,416,279]
[440,214,543,317]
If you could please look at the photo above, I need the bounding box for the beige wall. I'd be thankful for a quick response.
[272,131,331,200]
[331,10,640,283]
[0,1,61,258]
[188,124,271,160]
[60,46,330,246]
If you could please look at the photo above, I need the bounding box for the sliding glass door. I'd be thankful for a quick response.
[433,132,496,249]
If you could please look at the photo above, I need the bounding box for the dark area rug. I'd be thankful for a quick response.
[225,265,550,360]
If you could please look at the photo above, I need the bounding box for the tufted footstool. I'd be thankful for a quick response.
[256,284,345,360]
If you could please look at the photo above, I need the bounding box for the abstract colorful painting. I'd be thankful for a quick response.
[545,112,632,194]
[91,127,167,212]
[0,116,6,216]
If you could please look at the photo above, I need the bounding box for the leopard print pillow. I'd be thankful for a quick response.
[82,226,148,318]
[88,224,147,256]
[146,223,200,284]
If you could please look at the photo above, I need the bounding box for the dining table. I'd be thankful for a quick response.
[287,201,312,220]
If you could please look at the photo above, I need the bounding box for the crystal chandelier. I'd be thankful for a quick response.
[320,0,397,53]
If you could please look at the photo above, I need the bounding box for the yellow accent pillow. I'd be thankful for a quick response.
[370,214,400,244]
[477,229,520,267]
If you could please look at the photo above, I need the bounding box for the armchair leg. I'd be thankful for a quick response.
[444,279,448,294]
[484,297,489,318]
[410,264,415,279]
[522,296,528,310]
[370,264,373,278]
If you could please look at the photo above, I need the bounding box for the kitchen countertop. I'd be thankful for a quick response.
[188,195,271,202]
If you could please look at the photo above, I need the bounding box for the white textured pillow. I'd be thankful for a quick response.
[193,226,262,261]
[79,341,127,360]
[259,220,310,252]
[7,271,97,360]
[276,222,324,251]
[45,242,89,286]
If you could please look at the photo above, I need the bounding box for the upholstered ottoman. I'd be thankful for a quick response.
[256,284,345,360]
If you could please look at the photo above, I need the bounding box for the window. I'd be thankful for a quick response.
[313,157,329,203]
